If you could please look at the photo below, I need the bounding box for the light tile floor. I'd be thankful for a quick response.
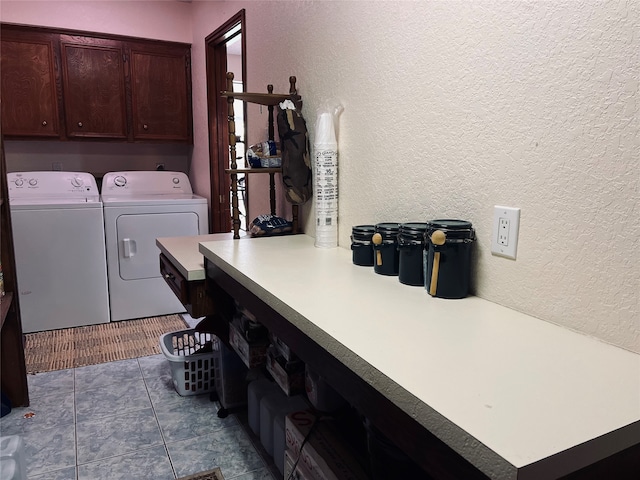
[0,341,277,480]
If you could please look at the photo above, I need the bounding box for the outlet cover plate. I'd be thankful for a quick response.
[492,206,520,259]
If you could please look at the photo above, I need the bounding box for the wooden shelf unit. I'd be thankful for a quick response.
[0,136,29,407]
[221,73,300,239]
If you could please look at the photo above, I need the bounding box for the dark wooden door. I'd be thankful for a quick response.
[60,35,128,139]
[129,43,192,142]
[0,30,61,138]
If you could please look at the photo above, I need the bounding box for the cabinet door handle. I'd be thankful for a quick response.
[164,273,175,281]
[143,124,148,130]
[41,120,48,126]
[78,122,83,128]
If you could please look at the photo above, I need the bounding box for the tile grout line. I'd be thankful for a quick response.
[137,357,180,479]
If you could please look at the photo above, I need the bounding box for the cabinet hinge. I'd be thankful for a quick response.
[219,195,225,204]
[122,53,128,63]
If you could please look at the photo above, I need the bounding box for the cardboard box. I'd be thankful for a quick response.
[269,331,298,361]
[229,321,268,369]
[285,410,370,480]
[266,345,305,396]
[285,448,315,480]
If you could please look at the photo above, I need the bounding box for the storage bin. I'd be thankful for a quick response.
[160,329,219,396]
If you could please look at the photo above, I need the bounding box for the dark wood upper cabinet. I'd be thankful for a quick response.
[0,30,62,137]
[129,43,192,142]
[0,24,193,144]
[60,36,128,139]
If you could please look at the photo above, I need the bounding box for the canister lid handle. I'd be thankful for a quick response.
[431,230,446,246]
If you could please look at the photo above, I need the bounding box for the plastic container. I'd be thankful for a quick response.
[259,390,288,455]
[424,219,476,299]
[350,225,375,266]
[397,222,428,286]
[160,329,219,396]
[248,377,282,435]
[372,222,400,275]
[272,396,310,475]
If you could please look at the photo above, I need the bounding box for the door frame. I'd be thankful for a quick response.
[205,9,246,233]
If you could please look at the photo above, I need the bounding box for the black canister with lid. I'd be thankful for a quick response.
[397,222,428,286]
[372,223,400,275]
[424,219,475,299]
[351,225,375,266]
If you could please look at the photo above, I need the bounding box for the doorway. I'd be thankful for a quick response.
[205,10,246,233]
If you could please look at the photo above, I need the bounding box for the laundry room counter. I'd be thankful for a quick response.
[156,233,243,281]
[199,234,640,480]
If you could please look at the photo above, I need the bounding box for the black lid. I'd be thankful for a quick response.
[399,222,428,233]
[375,222,400,232]
[352,224,375,233]
[426,219,475,240]
[374,222,400,241]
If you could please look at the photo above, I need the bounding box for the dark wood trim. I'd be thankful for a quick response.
[0,135,29,407]
[205,10,246,234]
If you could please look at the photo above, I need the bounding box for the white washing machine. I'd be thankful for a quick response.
[101,171,209,322]
[7,171,110,333]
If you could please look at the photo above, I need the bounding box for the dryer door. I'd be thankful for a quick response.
[116,212,199,280]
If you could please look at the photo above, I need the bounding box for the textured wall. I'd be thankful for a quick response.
[216,0,638,353]
[0,0,192,42]
[1,1,637,353]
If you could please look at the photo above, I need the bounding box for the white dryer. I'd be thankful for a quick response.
[7,171,110,333]
[101,171,208,322]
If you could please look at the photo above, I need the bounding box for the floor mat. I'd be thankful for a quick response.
[177,467,225,480]
[24,314,189,373]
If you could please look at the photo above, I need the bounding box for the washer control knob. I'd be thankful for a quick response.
[71,177,84,187]
[114,176,127,187]
[173,177,180,184]
[28,178,38,186]
[14,179,24,187]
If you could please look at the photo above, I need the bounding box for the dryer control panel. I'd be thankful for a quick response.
[102,171,193,195]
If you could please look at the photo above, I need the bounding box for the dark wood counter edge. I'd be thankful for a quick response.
[204,259,490,480]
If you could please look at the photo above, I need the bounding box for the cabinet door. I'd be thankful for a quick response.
[129,43,192,142]
[60,36,128,139]
[0,31,61,138]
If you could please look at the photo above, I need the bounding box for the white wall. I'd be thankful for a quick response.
[189,0,639,353]
[1,1,638,353]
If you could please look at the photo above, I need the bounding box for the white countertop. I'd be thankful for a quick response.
[156,233,245,281]
[198,234,640,479]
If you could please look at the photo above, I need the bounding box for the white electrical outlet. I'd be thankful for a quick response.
[492,206,520,259]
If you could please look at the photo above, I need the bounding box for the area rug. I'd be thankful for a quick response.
[177,468,225,480]
[24,314,190,374]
